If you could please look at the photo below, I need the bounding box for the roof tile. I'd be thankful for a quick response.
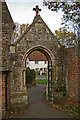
[28,51,47,61]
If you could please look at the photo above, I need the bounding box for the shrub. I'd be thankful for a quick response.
[26,68,35,84]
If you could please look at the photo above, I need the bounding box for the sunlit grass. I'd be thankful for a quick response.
[36,79,48,85]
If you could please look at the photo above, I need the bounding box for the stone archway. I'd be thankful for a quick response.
[21,45,55,100]
[2,3,79,115]
[10,7,64,108]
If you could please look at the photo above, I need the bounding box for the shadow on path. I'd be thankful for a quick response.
[16,84,73,118]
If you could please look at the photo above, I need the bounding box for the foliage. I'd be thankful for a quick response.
[52,97,79,118]
[43,1,80,38]
[42,72,48,76]
[55,29,77,47]
[2,107,28,119]
[26,68,35,84]
[13,22,29,42]
[36,79,48,85]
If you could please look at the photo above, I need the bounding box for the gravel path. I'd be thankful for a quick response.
[16,84,74,118]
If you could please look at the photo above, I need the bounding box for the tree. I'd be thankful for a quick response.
[43,1,80,38]
[13,22,29,42]
[13,22,20,41]
[20,23,29,35]
[55,29,77,47]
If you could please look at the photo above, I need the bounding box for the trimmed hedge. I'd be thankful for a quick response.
[26,68,35,84]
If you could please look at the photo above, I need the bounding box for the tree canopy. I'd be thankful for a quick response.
[43,1,80,38]
[55,29,77,47]
[13,22,29,42]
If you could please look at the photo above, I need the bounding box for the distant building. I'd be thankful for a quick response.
[26,51,48,75]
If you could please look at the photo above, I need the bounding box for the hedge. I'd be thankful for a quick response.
[26,68,35,84]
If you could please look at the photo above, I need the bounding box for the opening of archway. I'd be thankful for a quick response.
[26,51,48,84]
[22,45,55,102]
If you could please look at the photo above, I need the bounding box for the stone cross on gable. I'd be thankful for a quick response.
[33,5,41,15]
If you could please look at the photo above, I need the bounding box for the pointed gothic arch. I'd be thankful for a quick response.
[23,45,55,67]
[20,45,56,100]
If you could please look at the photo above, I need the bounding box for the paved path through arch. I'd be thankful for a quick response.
[16,84,73,118]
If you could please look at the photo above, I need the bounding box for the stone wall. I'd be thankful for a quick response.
[2,2,14,71]
[0,2,2,119]
[2,74,5,110]
[66,47,78,99]
[2,2,14,112]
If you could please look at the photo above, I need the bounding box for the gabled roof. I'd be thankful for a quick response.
[28,51,47,61]
[2,2,14,25]
[11,14,61,47]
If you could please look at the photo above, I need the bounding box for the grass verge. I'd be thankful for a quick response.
[36,79,48,85]
[50,97,80,119]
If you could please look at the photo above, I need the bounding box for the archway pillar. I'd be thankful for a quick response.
[21,69,27,88]
[10,68,28,109]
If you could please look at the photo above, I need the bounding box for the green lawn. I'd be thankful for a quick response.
[36,79,48,85]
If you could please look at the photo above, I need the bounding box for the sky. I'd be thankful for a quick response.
[5,0,64,34]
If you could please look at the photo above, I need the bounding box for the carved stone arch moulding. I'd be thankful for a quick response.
[22,45,55,68]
